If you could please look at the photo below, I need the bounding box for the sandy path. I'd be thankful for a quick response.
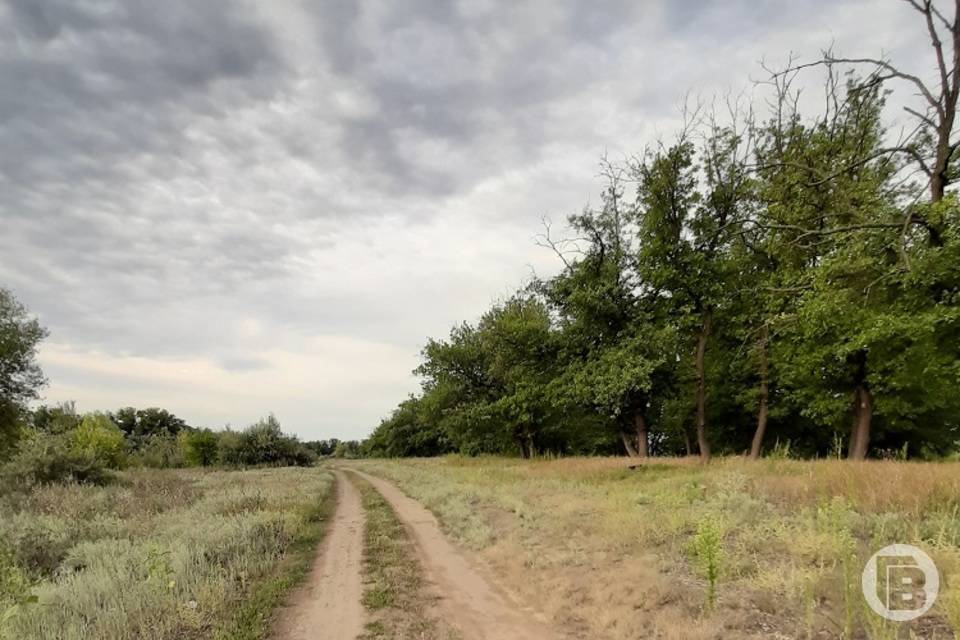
[350,469,561,640]
[273,470,365,640]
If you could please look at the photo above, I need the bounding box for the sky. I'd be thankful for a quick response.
[0,0,935,440]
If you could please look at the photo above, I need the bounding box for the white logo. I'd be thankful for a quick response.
[862,544,939,621]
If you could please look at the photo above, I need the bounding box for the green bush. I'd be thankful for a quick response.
[73,413,125,469]
[0,432,111,491]
[182,430,219,467]
[216,417,316,468]
[128,433,186,469]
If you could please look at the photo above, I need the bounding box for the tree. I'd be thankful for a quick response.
[111,407,188,450]
[0,289,48,457]
[365,7,960,462]
[32,401,81,435]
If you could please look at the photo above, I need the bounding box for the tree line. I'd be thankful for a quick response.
[0,285,362,485]
[366,5,960,461]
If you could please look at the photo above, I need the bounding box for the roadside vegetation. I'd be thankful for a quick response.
[0,467,333,640]
[356,456,960,639]
[352,472,459,640]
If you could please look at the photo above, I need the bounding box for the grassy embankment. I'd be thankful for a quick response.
[0,467,334,640]
[355,456,960,640]
[351,472,460,640]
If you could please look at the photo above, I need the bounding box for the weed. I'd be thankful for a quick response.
[690,517,724,611]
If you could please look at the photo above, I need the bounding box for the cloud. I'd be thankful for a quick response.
[0,0,935,439]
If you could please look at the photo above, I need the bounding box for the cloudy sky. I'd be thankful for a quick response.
[0,0,933,440]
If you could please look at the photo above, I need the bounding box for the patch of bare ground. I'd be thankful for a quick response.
[272,470,365,640]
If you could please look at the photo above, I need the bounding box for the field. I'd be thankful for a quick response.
[354,456,960,639]
[0,467,333,640]
[2,458,959,640]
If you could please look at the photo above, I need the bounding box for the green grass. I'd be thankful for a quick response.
[0,467,334,640]
[351,472,459,640]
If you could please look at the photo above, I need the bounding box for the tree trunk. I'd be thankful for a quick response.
[682,428,693,457]
[695,308,712,462]
[848,383,872,460]
[634,411,649,457]
[620,431,639,457]
[517,431,530,459]
[749,325,770,460]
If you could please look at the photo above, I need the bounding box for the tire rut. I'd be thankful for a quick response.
[273,470,365,640]
[349,469,562,640]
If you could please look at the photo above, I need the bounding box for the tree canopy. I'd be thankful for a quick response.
[365,28,960,461]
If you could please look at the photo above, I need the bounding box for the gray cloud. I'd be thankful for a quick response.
[0,0,932,438]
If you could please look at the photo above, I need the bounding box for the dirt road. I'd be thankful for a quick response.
[275,469,559,640]
[350,469,560,640]
[273,470,365,640]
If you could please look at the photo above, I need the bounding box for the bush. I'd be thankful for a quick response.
[0,432,111,491]
[217,430,245,466]
[73,413,125,469]
[129,433,186,469]
[182,429,219,467]
[216,416,316,468]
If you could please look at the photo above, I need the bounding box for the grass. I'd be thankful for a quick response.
[354,456,960,640]
[0,467,334,640]
[350,472,459,640]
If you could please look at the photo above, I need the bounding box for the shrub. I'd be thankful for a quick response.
[182,430,219,467]
[0,432,111,491]
[73,413,125,469]
[129,433,186,469]
[216,417,316,468]
[217,430,245,466]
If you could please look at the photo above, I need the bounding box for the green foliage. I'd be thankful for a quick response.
[215,416,316,467]
[690,517,724,611]
[0,289,48,459]
[110,407,188,451]
[333,440,362,459]
[181,429,219,467]
[73,413,126,469]
[0,431,111,490]
[129,433,186,469]
[367,63,960,462]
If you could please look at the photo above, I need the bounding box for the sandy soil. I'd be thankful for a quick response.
[273,470,365,640]
[350,469,562,640]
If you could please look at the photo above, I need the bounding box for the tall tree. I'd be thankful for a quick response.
[0,288,48,456]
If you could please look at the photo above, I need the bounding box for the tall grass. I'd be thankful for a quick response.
[0,467,332,640]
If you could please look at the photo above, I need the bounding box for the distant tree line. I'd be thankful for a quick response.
[0,286,357,486]
[3,400,328,488]
[366,15,960,461]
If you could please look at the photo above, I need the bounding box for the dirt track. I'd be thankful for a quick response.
[273,470,365,640]
[350,469,560,640]
[275,468,559,640]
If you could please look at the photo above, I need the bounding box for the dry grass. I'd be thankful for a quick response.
[354,456,960,640]
[0,467,333,640]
